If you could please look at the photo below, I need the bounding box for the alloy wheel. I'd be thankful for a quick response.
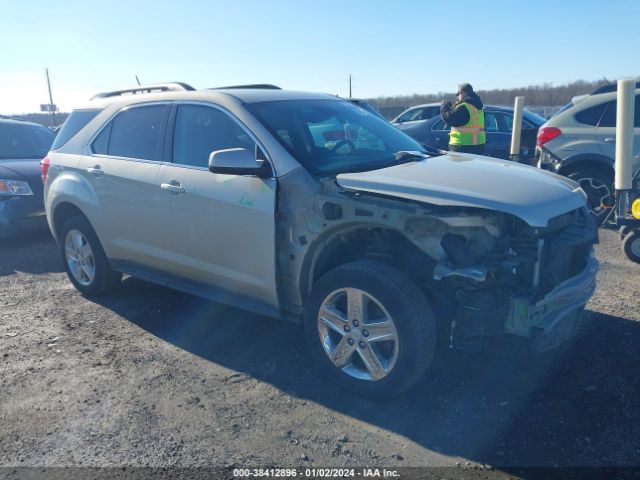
[64,229,96,286]
[577,176,612,218]
[317,287,399,381]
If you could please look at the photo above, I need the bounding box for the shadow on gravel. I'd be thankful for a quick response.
[91,276,640,472]
[0,230,62,277]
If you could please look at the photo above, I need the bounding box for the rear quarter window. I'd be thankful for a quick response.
[574,103,607,126]
[599,96,640,128]
[51,110,101,150]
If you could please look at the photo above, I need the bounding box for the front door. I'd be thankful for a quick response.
[157,103,278,307]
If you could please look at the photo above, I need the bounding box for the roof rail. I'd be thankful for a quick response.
[209,84,282,90]
[591,81,640,96]
[90,82,195,100]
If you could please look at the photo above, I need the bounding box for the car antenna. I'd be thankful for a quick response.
[135,75,141,86]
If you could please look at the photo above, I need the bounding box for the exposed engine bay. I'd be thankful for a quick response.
[275,168,598,352]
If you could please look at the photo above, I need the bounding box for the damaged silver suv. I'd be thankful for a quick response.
[43,83,599,397]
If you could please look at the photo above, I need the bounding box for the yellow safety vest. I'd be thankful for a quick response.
[449,102,486,146]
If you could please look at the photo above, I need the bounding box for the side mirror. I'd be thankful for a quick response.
[208,148,271,177]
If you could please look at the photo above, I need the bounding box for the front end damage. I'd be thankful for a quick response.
[408,206,598,352]
[275,167,598,353]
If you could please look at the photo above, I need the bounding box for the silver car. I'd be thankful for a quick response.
[44,83,598,397]
[537,83,640,224]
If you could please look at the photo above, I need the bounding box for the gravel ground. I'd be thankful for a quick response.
[1,227,639,474]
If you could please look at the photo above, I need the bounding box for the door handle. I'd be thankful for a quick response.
[87,165,103,176]
[604,138,616,143]
[161,181,185,194]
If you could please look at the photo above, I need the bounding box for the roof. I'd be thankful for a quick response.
[212,88,337,103]
[74,83,340,110]
[0,118,48,128]
[590,81,640,95]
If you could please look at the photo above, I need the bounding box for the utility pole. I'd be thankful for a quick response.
[349,74,352,98]
[45,68,57,127]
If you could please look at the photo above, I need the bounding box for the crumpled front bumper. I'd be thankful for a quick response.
[506,254,599,350]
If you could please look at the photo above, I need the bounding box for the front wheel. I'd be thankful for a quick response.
[304,260,436,398]
[622,230,640,264]
[60,215,122,295]
[568,167,613,226]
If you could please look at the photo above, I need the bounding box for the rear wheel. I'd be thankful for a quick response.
[568,167,613,226]
[622,230,640,264]
[304,260,436,398]
[60,215,121,295]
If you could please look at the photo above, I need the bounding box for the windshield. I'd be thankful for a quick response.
[0,123,55,160]
[247,99,429,175]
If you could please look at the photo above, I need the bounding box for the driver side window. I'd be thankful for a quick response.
[173,105,256,168]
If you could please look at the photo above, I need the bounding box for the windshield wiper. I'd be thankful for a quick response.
[394,150,431,161]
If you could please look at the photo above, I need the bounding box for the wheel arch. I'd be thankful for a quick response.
[298,223,434,303]
[557,154,614,178]
[52,202,91,242]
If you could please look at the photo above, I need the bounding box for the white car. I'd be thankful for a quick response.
[43,83,598,397]
[537,82,640,224]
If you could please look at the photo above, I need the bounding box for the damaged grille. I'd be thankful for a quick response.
[539,208,596,296]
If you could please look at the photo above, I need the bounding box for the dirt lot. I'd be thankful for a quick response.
[1,227,639,473]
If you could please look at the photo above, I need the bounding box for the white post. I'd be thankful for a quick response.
[510,96,524,161]
[615,79,636,190]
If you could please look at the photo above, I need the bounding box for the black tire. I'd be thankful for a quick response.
[304,260,436,398]
[621,230,640,264]
[568,167,614,226]
[60,215,122,295]
[620,225,633,240]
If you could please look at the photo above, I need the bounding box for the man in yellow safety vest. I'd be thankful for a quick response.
[440,83,486,154]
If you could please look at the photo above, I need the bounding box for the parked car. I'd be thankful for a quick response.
[347,98,386,120]
[44,83,598,397]
[537,82,640,224]
[392,103,441,127]
[396,105,545,163]
[0,119,55,239]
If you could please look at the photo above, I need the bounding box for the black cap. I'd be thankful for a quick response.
[458,83,473,95]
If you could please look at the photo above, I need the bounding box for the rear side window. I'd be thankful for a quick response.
[575,103,607,126]
[97,105,169,161]
[172,105,256,168]
[51,110,100,150]
[594,96,640,128]
[599,101,616,128]
[484,112,499,132]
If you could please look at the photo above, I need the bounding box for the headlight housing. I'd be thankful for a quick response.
[0,180,34,196]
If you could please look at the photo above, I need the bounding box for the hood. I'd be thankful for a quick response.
[336,152,587,227]
[462,93,483,110]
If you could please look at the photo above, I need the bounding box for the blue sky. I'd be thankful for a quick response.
[1,0,638,113]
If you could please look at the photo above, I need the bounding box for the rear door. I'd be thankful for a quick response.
[595,96,640,163]
[429,117,450,150]
[156,102,278,307]
[501,113,538,161]
[483,111,507,158]
[81,103,170,266]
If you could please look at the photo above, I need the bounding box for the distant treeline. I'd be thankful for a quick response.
[369,78,638,108]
